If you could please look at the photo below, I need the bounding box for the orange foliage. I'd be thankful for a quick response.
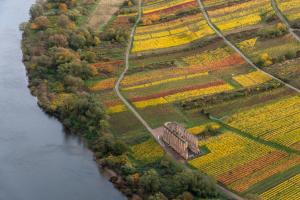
[143,14,161,25]
[30,23,39,30]
[59,3,68,13]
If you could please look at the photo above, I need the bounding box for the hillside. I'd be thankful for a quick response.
[22,0,300,199]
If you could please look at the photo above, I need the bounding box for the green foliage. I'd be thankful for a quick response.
[139,169,161,193]
[30,4,44,19]
[173,170,218,197]
[48,0,77,8]
[60,94,107,139]
[258,23,288,39]
[22,1,221,199]
[100,28,129,43]
[58,61,94,80]
[180,80,282,110]
[92,134,129,157]
[48,34,69,47]
[260,11,276,23]
[148,192,168,200]
[69,32,87,49]
[32,16,50,30]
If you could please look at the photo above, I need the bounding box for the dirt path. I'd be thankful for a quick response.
[86,0,125,31]
[112,0,182,162]
[271,0,300,42]
[114,0,156,137]
[113,1,251,199]
[197,0,300,93]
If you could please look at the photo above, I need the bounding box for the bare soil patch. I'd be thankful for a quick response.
[87,0,125,31]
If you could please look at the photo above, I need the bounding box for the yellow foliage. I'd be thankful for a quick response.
[233,71,272,87]
[260,53,273,66]
[123,72,209,91]
[134,97,168,108]
[49,93,71,111]
[260,173,300,200]
[189,132,274,176]
[133,83,234,109]
[226,96,300,147]
[238,38,258,50]
[132,139,164,163]
[107,104,126,113]
[188,123,220,135]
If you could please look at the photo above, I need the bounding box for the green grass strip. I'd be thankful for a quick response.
[244,164,300,195]
[209,116,300,155]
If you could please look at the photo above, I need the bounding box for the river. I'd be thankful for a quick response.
[0,0,125,200]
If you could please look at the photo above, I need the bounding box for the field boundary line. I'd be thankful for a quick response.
[197,0,300,93]
[209,115,300,155]
[271,0,300,42]
[115,2,253,199]
[114,0,155,134]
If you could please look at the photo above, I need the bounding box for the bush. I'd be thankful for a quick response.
[60,94,107,139]
[258,23,288,39]
[31,16,49,30]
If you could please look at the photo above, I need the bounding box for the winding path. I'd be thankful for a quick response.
[114,0,154,135]
[113,1,246,199]
[197,0,300,93]
[271,0,300,42]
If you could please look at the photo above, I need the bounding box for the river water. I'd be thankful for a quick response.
[0,1,124,200]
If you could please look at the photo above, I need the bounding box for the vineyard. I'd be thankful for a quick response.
[276,0,300,23]
[88,0,300,199]
[226,96,300,148]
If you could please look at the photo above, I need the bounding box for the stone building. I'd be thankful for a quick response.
[162,122,200,160]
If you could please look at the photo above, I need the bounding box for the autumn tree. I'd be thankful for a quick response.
[139,169,161,193]
[60,94,107,138]
[259,53,273,67]
[58,61,95,80]
[31,16,50,30]
[30,4,44,19]
[59,3,68,13]
[48,34,69,47]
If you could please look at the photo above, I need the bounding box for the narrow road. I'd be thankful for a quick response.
[197,0,300,93]
[113,1,246,199]
[271,0,300,42]
[114,0,155,134]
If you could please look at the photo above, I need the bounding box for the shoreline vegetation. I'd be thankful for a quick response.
[21,0,222,199]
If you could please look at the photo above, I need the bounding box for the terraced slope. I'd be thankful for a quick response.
[88,0,300,199]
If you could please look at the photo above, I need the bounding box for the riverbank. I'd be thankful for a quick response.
[0,0,124,199]
[21,0,222,199]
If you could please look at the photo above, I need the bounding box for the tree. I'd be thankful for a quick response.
[259,53,272,67]
[31,16,49,30]
[63,75,84,91]
[30,4,44,19]
[148,192,168,200]
[35,55,54,71]
[58,61,95,80]
[139,169,161,193]
[51,47,77,65]
[48,0,77,8]
[60,94,107,138]
[159,156,183,175]
[48,34,69,47]
[81,51,96,63]
[174,170,218,198]
[59,3,68,13]
[67,9,81,21]
[58,14,71,27]
[181,192,194,200]
[69,33,86,50]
